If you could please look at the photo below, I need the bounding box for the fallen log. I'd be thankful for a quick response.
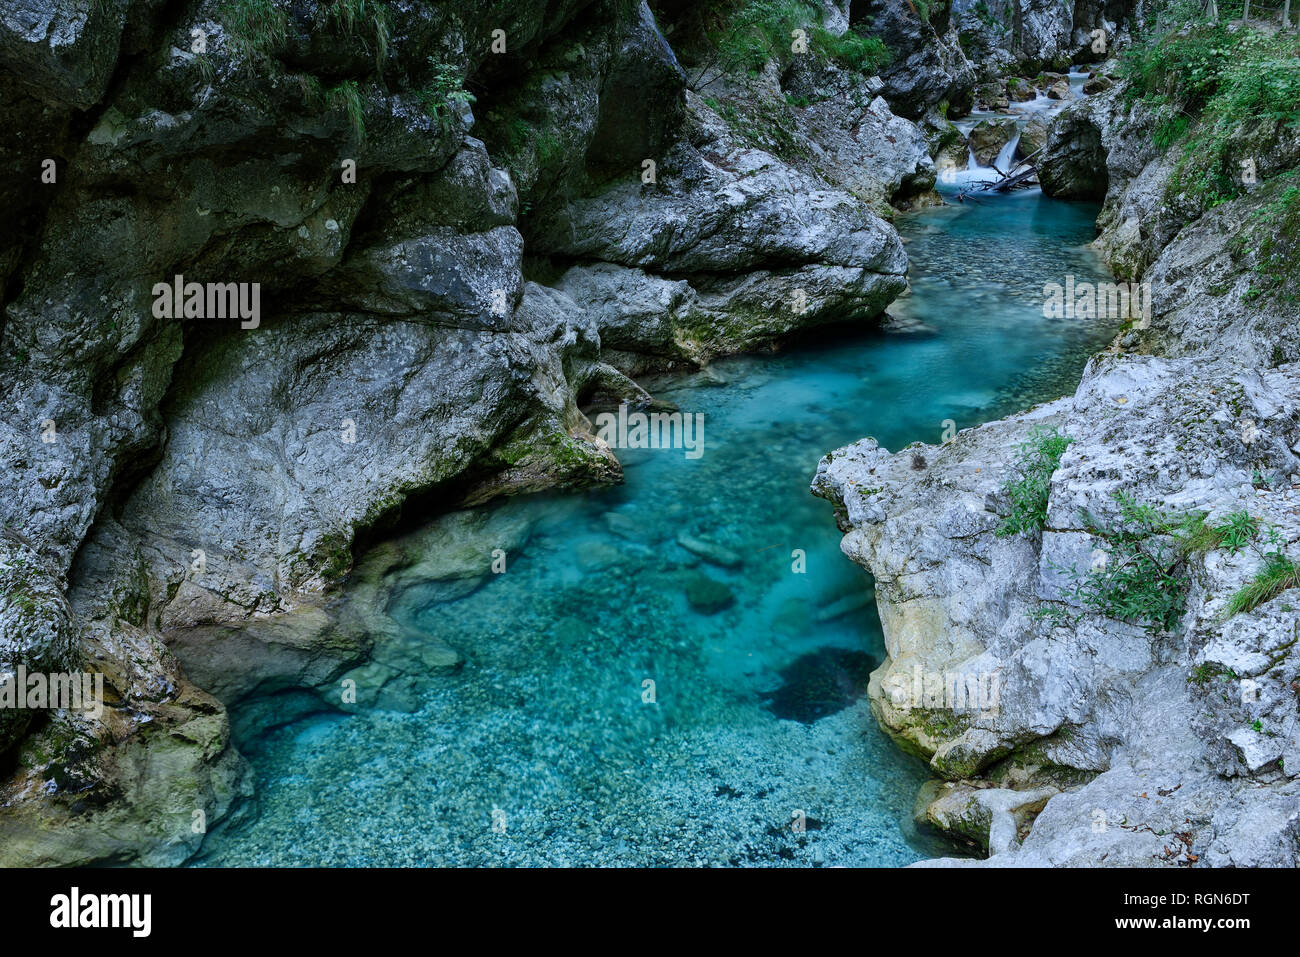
[956,159,1040,200]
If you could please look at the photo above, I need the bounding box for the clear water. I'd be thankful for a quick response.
[199,189,1116,867]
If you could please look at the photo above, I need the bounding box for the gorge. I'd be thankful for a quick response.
[1,0,1297,868]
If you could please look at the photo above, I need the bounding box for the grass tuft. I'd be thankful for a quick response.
[219,0,289,65]
[1224,551,1300,618]
[325,0,391,71]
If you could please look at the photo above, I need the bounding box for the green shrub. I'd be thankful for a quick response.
[1045,490,1297,629]
[995,427,1073,537]
[691,0,891,88]
[1236,175,1300,303]
[1059,492,1197,633]
[1120,21,1231,110]
[1188,662,1225,686]
[692,0,820,87]
[813,26,891,74]
[1121,20,1300,209]
[419,59,477,133]
[1152,114,1188,150]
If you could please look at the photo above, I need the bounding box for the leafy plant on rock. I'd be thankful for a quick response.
[995,426,1073,537]
[419,59,477,134]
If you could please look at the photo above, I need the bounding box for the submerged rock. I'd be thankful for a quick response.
[815,590,876,622]
[761,648,878,724]
[676,532,743,569]
[684,573,735,615]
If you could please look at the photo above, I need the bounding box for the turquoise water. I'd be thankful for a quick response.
[199,190,1115,867]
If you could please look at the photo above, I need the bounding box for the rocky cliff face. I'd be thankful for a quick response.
[814,71,1300,864]
[0,0,938,863]
[848,0,977,117]
[954,0,1135,78]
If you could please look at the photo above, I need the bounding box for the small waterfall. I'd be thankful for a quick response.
[991,131,1022,173]
[938,71,1100,195]
[944,126,1027,190]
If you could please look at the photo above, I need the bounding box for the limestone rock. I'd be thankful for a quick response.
[848,0,977,119]
[967,116,1017,167]
[0,530,80,752]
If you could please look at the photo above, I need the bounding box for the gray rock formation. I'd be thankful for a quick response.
[848,0,977,118]
[0,530,80,752]
[0,0,921,863]
[1015,114,1049,160]
[815,69,1300,864]
[968,116,1018,166]
[816,352,1300,865]
[954,0,1133,77]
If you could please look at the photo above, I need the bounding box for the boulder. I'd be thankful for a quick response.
[967,116,1017,167]
[1016,115,1049,160]
[847,0,976,119]
[1038,101,1108,197]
